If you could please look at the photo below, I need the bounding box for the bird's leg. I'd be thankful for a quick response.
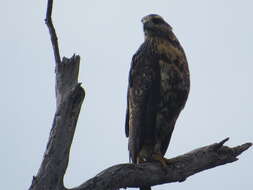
[137,156,145,164]
[152,153,167,168]
[152,141,171,168]
[151,153,169,168]
[163,156,172,165]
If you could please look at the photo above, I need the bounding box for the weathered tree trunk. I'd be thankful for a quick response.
[28,1,252,190]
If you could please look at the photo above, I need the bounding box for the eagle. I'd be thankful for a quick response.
[125,14,190,179]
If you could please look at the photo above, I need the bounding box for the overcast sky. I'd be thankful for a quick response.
[1,1,252,190]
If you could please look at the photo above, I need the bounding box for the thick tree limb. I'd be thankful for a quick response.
[28,1,85,190]
[28,0,252,190]
[74,138,251,190]
[28,59,85,190]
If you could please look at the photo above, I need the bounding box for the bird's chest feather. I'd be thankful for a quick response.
[156,42,190,109]
[157,42,189,89]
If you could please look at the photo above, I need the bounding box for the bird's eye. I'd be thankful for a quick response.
[152,18,163,24]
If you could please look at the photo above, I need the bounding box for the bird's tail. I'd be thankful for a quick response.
[140,186,151,190]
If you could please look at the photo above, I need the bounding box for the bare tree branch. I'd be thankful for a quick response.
[28,1,85,190]
[28,58,85,190]
[28,1,252,190]
[74,139,252,190]
[45,0,61,66]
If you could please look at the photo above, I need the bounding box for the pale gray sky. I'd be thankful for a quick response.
[1,1,252,189]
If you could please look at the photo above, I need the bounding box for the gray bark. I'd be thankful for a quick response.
[28,0,252,190]
[28,55,85,190]
[75,138,251,190]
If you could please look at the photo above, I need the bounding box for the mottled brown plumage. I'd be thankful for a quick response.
[125,14,190,169]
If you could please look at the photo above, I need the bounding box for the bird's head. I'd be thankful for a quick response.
[141,14,172,38]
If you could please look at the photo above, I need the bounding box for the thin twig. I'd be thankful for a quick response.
[45,0,61,66]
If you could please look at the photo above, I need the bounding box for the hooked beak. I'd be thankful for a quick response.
[141,16,149,24]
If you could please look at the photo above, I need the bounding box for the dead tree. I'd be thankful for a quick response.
[28,1,252,190]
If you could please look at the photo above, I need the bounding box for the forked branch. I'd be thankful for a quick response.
[28,1,85,190]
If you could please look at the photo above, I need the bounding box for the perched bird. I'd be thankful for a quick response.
[125,14,190,189]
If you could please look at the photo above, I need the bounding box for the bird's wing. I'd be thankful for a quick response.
[125,89,130,137]
[125,46,160,163]
[158,32,190,156]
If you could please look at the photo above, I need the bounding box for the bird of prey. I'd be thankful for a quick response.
[125,14,190,172]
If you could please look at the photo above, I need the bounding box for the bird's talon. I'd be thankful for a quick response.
[152,154,169,168]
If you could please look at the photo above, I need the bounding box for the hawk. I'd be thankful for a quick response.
[125,14,190,174]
